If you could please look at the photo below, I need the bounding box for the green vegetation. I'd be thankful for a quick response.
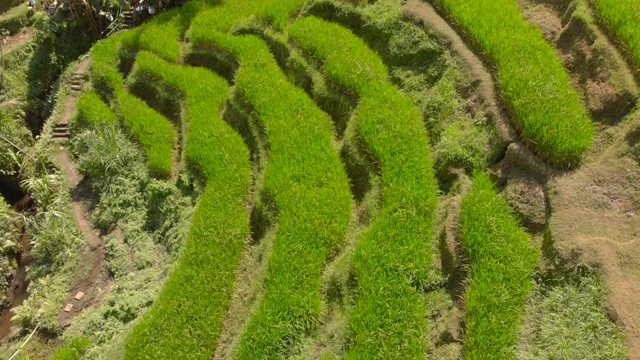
[51,336,92,360]
[0,4,34,35]
[289,16,438,359]
[123,51,252,359]
[189,31,352,358]
[72,91,116,132]
[116,92,175,178]
[593,0,640,70]
[460,172,539,359]
[189,0,306,33]
[435,0,593,166]
[519,271,627,359]
[0,197,18,306]
[90,36,125,95]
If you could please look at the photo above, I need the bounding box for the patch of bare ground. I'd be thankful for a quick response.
[53,57,114,327]
[516,0,638,123]
[549,108,640,358]
[1,32,32,53]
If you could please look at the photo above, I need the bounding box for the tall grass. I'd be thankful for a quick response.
[123,51,252,359]
[435,0,593,166]
[460,172,539,359]
[593,0,640,70]
[116,92,175,178]
[189,31,352,358]
[289,16,438,359]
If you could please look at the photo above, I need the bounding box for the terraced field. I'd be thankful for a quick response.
[9,0,640,358]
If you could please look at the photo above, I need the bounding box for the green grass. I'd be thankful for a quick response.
[90,35,125,96]
[52,336,92,360]
[72,92,116,132]
[289,16,439,359]
[593,0,640,71]
[0,3,33,35]
[460,172,539,359]
[189,31,352,358]
[435,0,593,166]
[116,92,175,178]
[123,51,252,360]
[188,0,307,34]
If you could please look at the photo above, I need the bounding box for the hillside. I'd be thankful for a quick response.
[0,0,639,359]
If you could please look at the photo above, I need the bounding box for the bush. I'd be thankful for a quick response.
[460,172,539,359]
[436,0,593,166]
[289,16,439,359]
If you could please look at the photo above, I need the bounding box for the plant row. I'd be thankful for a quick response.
[123,51,252,359]
[593,0,640,71]
[459,172,539,359]
[189,30,353,358]
[90,31,176,177]
[188,0,307,35]
[289,16,439,359]
[72,91,117,132]
[435,0,593,166]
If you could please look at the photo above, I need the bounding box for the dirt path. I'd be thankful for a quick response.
[52,57,112,326]
[550,142,640,358]
[2,32,33,53]
[402,0,519,143]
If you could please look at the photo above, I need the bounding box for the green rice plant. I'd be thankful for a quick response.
[434,0,593,166]
[123,51,252,359]
[90,35,125,96]
[188,0,307,34]
[72,91,116,133]
[460,172,539,359]
[188,31,352,358]
[593,0,640,70]
[119,8,187,64]
[289,16,438,359]
[116,92,175,178]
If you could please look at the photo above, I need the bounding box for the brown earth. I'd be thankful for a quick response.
[53,57,114,327]
[1,32,32,53]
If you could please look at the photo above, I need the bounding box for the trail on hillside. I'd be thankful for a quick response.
[52,57,112,326]
[2,32,33,53]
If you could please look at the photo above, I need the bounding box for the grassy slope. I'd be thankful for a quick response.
[289,16,439,359]
[460,173,538,359]
[435,0,593,166]
[123,51,251,359]
[190,26,353,358]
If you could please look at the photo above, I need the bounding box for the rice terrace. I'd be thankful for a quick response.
[0,0,640,358]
